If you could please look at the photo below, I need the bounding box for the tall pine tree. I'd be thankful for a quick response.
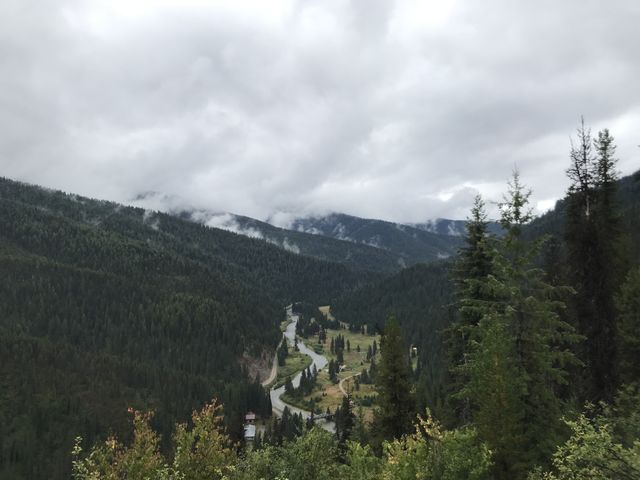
[336,394,355,459]
[372,316,415,447]
[565,121,623,401]
[447,195,496,425]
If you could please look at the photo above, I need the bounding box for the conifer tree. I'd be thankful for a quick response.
[565,121,623,401]
[372,316,415,446]
[447,194,496,424]
[329,360,338,383]
[369,358,377,382]
[299,369,307,397]
[277,342,289,367]
[337,394,355,459]
[284,377,294,395]
[591,127,624,394]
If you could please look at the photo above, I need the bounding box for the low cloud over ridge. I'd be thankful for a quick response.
[1,0,639,222]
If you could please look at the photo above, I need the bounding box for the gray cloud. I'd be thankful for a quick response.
[1,0,638,223]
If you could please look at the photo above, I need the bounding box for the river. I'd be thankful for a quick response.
[270,312,336,433]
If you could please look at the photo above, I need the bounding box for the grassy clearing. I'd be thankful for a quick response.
[279,393,320,413]
[274,307,381,420]
[293,323,381,417]
[282,373,344,414]
[271,352,313,389]
[325,328,381,380]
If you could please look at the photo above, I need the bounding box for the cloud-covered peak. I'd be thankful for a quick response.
[1,0,638,223]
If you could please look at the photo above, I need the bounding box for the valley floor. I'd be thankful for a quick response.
[273,307,381,423]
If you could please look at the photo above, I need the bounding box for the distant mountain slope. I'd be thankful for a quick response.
[411,218,468,236]
[412,218,503,237]
[289,212,462,265]
[180,210,406,273]
[0,177,371,480]
[180,210,464,271]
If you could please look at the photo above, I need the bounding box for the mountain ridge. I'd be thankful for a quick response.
[289,212,463,264]
[176,209,465,271]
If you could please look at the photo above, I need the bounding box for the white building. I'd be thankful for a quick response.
[244,424,256,442]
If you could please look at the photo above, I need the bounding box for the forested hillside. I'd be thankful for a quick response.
[411,217,502,237]
[290,212,462,264]
[0,177,372,479]
[182,210,406,273]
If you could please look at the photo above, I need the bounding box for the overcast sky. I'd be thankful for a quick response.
[1,0,639,224]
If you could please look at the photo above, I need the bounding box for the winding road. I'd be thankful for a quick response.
[338,373,360,396]
[269,311,336,433]
[261,338,281,387]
